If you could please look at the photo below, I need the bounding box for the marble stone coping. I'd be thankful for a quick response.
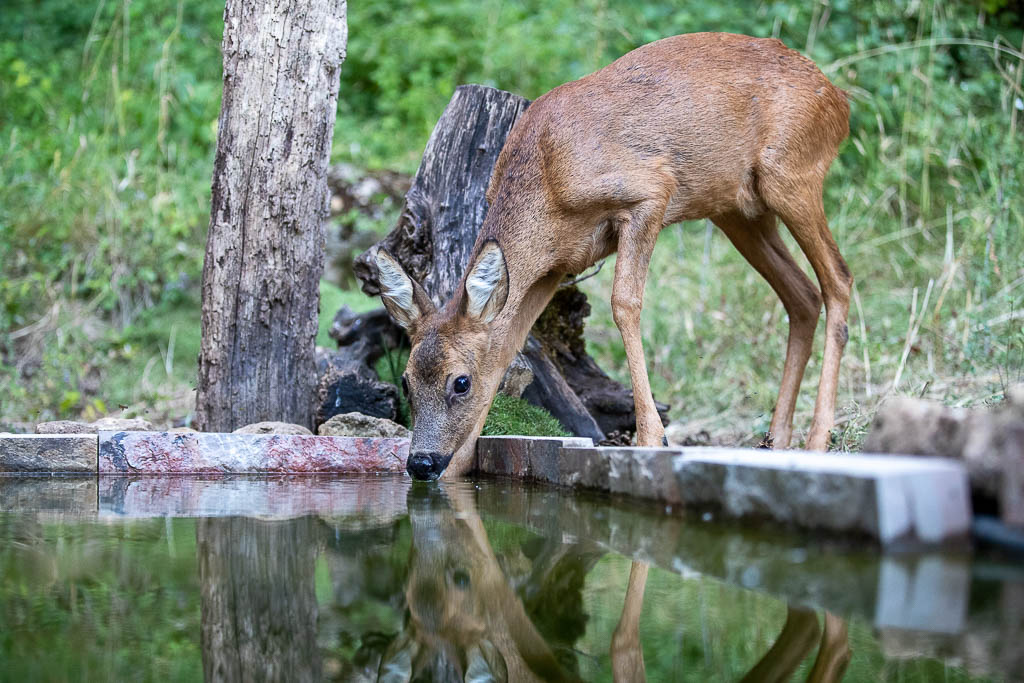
[97,430,409,474]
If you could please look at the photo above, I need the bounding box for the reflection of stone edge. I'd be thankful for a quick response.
[476,436,972,549]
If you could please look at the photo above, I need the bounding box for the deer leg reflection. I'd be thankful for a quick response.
[611,560,649,683]
[740,606,852,683]
[739,606,821,683]
[806,611,852,683]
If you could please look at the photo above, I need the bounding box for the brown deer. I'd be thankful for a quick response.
[375,32,852,480]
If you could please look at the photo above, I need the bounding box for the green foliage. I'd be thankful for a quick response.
[1,0,1022,438]
[482,393,570,437]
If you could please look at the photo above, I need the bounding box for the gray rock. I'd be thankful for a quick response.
[0,434,97,472]
[36,420,96,434]
[864,390,1024,522]
[94,417,154,432]
[233,421,313,435]
[317,413,409,439]
[36,417,153,434]
[497,354,534,398]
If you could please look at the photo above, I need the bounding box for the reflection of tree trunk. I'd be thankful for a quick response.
[197,517,322,683]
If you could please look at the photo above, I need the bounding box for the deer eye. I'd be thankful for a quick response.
[401,375,409,397]
[452,375,471,395]
[452,569,470,589]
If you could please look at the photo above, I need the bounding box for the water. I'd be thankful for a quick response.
[1,475,1020,682]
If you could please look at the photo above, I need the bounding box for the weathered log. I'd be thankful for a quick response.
[352,84,669,439]
[353,85,529,304]
[195,0,347,432]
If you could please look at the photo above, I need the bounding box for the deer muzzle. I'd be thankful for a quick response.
[407,451,453,481]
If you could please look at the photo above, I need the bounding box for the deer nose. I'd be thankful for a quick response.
[407,452,452,481]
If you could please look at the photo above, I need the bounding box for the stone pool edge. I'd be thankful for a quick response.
[0,430,973,547]
[476,435,973,549]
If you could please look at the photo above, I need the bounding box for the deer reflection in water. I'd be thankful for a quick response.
[377,484,852,683]
[195,484,851,682]
[378,485,588,682]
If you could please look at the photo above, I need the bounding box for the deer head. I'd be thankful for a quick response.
[375,242,512,481]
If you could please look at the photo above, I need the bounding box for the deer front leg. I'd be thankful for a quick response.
[611,202,665,448]
[611,560,649,682]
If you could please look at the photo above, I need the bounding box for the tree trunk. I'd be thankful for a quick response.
[195,0,348,432]
[353,85,668,440]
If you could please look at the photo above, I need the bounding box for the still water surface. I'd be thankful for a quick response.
[0,475,1020,682]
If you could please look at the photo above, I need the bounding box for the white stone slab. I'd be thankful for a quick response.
[676,448,971,547]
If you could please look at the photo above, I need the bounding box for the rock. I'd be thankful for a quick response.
[864,391,1024,520]
[498,354,534,398]
[94,417,154,432]
[35,420,95,434]
[233,422,313,435]
[316,351,399,424]
[317,412,409,439]
[36,417,153,434]
[168,426,198,433]
[0,434,97,472]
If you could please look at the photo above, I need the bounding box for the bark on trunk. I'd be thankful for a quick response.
[353,85,668,440]
[195,0,348,432]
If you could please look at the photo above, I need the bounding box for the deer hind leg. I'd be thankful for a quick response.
[611,200,667,448]
[761,176,852,451]
[712,211,822,449]
[611,561,649,683]
[806,612,852,683]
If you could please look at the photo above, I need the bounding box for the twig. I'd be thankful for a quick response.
[561,259,606,288]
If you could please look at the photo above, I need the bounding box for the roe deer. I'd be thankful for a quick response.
[375,32,852,480]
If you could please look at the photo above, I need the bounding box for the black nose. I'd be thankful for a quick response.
[406,452,453,481]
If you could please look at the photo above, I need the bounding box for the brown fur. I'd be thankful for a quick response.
[383,32,852,477]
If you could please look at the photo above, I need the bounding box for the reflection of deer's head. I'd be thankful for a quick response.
[377,484,577,683]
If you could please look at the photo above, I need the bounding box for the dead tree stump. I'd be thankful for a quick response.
[352,85,668,440]
[195,0,347,432]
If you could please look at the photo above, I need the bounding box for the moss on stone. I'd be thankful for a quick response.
[482,394,569,437]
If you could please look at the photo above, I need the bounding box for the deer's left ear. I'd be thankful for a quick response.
[464,240,509,324]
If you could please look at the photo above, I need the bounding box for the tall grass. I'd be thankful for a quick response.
[0,0,1021,437]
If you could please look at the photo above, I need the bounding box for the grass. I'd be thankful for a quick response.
[1,0,1022,443]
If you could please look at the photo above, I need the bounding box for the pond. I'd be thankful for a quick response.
[0,475,1020,682]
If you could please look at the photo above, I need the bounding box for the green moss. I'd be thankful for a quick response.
[482,394,569,438]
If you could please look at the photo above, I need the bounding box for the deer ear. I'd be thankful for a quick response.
[464,241,509,324]
[376,249,433,332]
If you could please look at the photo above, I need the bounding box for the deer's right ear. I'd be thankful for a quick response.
[375,249,433,332]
